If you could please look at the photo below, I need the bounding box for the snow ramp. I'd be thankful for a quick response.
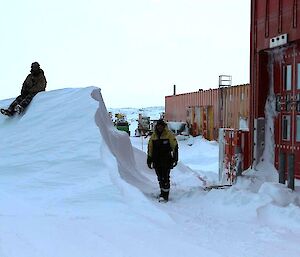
[0,87,222,257]
[91,88,155,194]
[0,87,155,194]
[0,87,162,225]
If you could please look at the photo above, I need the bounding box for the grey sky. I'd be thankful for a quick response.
[0,0,250,107]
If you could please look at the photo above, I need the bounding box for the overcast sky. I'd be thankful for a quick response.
[0,0,250,107]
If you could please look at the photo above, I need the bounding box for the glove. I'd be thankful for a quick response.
[147,156,153,169]
[172,161,178,168]
[171,145,178,169]
[171,159,178,169]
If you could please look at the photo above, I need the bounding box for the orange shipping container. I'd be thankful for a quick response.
[165,84,250,140]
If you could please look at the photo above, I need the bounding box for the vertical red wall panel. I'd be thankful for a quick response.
[251,0,300,180]
[165,85,249,140]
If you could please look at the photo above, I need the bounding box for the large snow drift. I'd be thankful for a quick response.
[0,87,299,257]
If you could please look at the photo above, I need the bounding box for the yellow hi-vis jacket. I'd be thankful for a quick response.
[147,127,178,168]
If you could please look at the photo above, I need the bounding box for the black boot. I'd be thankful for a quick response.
[0,108,14,116]
[162,190,169,201]
[158,189,169,202]
[14,104,24,114]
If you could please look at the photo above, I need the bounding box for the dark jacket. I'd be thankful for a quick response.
[21,69,47,95]
[147,127,178,168]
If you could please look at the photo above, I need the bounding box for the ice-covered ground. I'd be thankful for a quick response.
[0,87,299,257]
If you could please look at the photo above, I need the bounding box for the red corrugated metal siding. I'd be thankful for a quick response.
[165,85,249,140]
[219,85,250,130]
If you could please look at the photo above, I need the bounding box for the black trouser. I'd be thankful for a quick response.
[8,93,35,112]
[154,166,171,200]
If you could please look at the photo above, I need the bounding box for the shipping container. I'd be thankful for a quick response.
[165,84,250,140]
[250,0,300,187]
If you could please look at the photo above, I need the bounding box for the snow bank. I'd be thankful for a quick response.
[91,88,155,194]
[257,202,300,234]
[258,182,297,206]
[1,87,299,257]
[0,87,224,257]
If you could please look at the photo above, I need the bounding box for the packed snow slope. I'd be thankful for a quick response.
[0,87,300,257]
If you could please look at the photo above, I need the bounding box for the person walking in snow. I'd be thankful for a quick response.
[147,119,178,202]
[0,62,47,116]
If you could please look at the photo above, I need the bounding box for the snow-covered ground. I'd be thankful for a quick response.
[0,87,299,257]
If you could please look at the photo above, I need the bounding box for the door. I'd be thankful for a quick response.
[194,106,202,135]
[274,44,300,188]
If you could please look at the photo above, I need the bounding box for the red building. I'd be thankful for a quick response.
[250,0,300,188]
[165,84,250,141]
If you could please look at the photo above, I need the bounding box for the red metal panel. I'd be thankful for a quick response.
[165,85,248,141]
[223,129,251,183]
[251,0,300,182]
[268,0,280,36]
[254,0,300,51]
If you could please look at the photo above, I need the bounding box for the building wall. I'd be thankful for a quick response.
[165,88,218,122]
[221,85,250,129]
[250,0,300,182]
[165,84,250,140]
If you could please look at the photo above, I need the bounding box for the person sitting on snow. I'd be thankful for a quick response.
[1,62,47,116]
[147,119,178,202]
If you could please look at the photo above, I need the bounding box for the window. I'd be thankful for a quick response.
[297,116,300,142]
[285,65,292,91]
[282,115,291,141]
